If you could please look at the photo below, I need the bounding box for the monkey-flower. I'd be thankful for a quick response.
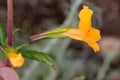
[30,5,101,52]
[9,52,24,67]
[64,6,101,52]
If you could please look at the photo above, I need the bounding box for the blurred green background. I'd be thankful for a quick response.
[1,0,120,80]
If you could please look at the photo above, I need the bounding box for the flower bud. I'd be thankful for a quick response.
[9,52,24,67]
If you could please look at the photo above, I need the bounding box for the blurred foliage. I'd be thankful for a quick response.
[72,76,85,80]
[0,23,7,45]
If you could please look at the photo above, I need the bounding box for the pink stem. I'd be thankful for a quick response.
[7,0,13,46]
[6,0,13,67]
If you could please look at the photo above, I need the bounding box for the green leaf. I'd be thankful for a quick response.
[0,23,7,45]
[30,26,73,41]
[19,50,55,67]
[15,43,28,51]
[72,76,85,80]
[13,28,20,34]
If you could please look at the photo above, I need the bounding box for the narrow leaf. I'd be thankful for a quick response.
[15,44,28,51]
[72,76,85,80]
[19,50,55,67]
[0,23,7,45]
[13,28,20,34]
[30,26,73,41]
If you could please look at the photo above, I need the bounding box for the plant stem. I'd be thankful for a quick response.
[96,51,116,80]
[7,0,13,46]
[6,0,13,67]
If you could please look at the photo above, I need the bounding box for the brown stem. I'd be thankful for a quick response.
[7,0,13,46]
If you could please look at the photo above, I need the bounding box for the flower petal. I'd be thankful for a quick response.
[78,6,93,34]
[82,37,100,52]
[63,28,83,40]
[87,28,101,41]
[0,67,19,80]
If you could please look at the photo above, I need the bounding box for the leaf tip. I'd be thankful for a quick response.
[51,65,57,70]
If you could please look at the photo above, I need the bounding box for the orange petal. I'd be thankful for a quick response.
[9,52,24,67]
[63,28,83,41]
[87,28,101,41]
[82,37,100,52]
[78,5,93,34]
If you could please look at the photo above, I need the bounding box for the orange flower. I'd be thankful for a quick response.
[64,6,101,52]
[9,52,24,67]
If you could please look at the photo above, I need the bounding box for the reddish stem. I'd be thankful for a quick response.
[6,0,13,67]
[7,0,13,46]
